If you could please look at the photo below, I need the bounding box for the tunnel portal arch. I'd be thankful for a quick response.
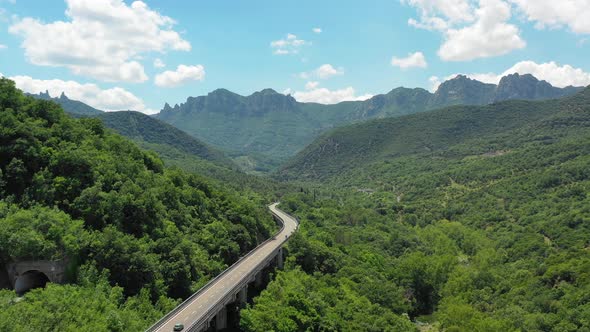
[14,270,50,295]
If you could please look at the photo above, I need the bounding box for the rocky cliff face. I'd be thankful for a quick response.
[158,88,298,119]
[493,73,583,102]
[430,75,496,107]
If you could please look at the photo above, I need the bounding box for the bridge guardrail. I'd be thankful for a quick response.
[145,203,295,332]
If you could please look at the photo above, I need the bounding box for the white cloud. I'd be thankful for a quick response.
[154,64,205,87]
[456,61,590,87]
[313,27,322,34]
[510,0,590,34]
[0,44,6,49]
[404,0,526,61]
[438,0,525,61]
[305,81,320,90]
[10,75,156,113]
[271,33,308,55]
[402,0,475,30]
[153,58,165,68]
[299,64,344,80]
[9,0,190,83]
[391,51,428,69]
[292,84,373,104]
[316,64,344,79]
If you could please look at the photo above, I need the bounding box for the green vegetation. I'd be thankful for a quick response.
[0,268,177,332]
[5,75,590,331]
[279,87,589,182]
[97,110,234,168]
[0,78,276,330]
[241,88,590,331]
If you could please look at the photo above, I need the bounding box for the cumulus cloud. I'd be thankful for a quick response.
[154,64,205,87]
[271,33,308,55]
[291,81,372,104]
[460,61,590,87]
[153,58,165,68]
[9,75,156,113]
[9,0,190,83]
[313,27,322,34]
[510,0,590,34]
[403,0,525,61]
[299,64,344,80]
[391,52,428,69]
[439,0,525,61]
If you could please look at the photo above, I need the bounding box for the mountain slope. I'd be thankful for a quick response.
[97,111,234,168]
[157,88,315,165]
[156,74,583,168]
[27,91,236,169]
[279,87,590,182]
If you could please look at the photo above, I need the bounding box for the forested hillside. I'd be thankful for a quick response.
[0,79,276,330]
[280,87,590,182]
[240,88,590,331]
[97,111,234,168]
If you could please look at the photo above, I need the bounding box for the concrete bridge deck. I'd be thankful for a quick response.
[147,202,298,332]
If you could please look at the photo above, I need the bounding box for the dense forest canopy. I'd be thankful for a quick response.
[0,78,276,330]
[240,88,590,331]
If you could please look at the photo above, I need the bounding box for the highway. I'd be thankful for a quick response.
[148,203,298,332]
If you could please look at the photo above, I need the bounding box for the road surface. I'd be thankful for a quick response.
[149,202,298,332]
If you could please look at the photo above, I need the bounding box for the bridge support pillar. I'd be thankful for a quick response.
[215,305,227,331]
[238,287,248,307]
[276,248,284,269]
[254,271,263,288]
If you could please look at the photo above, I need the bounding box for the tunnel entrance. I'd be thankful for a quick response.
[14,270,50,295]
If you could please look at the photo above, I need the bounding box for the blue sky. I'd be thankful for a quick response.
[0,0,589,113]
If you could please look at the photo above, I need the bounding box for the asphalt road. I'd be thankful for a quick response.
[152,202,298,332]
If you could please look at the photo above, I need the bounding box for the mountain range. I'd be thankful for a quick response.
[279,85,590,182]
[156,73,583,167]
[29,73,584,172]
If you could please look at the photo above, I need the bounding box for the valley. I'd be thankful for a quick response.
[3,76,590,331]
[3,2,590,331]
